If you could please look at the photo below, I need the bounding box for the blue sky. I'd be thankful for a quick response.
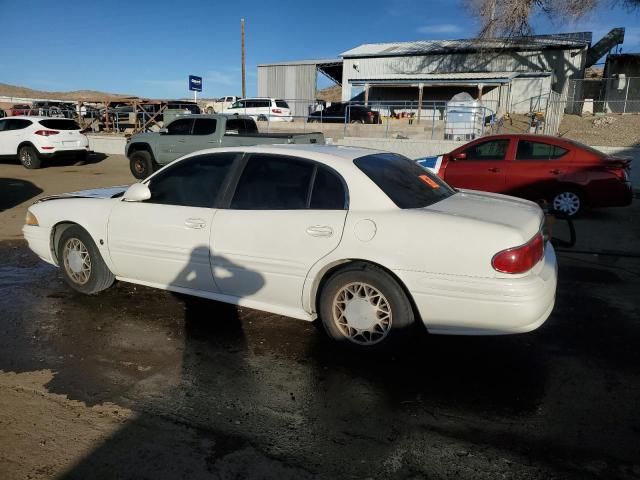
[0,0,638,99]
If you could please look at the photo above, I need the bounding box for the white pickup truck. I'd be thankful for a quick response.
[202,96,240,114]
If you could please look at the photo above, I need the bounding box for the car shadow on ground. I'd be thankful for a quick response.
[0,152,108,169]
[0,178,42,211]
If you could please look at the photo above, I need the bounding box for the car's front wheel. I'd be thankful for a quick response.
[19,145,42,169]
[58,225,115,295]
[319,264,415,350]
[129,150,156,179]
[552,189,583,217]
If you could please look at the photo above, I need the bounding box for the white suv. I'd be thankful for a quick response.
[222,98,293,122]
[0,116,90,169]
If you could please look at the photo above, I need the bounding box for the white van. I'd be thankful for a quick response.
[222,98,293,122]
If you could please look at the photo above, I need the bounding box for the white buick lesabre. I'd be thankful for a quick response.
[23,145,557,349]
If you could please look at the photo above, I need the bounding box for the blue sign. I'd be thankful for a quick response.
[189,75,202,92]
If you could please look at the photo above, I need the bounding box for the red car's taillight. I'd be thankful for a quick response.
[271,108,282,114]
[492,233,544,274]
[605,167,629,182]
[34,130,60,136]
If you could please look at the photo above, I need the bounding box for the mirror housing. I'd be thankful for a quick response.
[123,183,151,202]
[452,152,467,161]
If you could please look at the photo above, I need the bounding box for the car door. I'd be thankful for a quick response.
[211,153,348,315]
[107,152,239,292]
[0,119,33,155]
[157,117,194,164]
[192,117,219,149]
[504,139,572,200]
[443,138,511,192]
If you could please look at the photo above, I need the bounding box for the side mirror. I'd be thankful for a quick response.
[123,183,151,202]
[159,127,168,134]
[452,152,467,161]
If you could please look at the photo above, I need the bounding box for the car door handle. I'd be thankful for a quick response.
[177,139,186,143]
[488,167,501,173]
[306,225,333,237]
[184,218,206,229]
[550,169,562,175]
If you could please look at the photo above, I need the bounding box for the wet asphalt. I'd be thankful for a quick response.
[1,218,640,478]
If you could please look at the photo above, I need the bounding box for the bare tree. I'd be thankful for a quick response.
[465,0,639,38]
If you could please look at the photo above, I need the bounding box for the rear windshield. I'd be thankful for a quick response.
[354,153,456,209]
[275,100,289,109]
[39,119,81,130]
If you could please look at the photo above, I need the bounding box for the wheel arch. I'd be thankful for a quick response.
[310,258,422,324]
[49,221,102,267]
[127,142,156,161]
[17,141,37,155]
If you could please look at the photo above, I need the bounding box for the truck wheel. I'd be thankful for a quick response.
[19,145,42,169]
[129,150,155,179]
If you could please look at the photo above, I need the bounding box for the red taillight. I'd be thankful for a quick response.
[271,108,282,114]
[492,233,544,274]
[34,130,59,136]
[367,111,373,117]
[605,167,629,182]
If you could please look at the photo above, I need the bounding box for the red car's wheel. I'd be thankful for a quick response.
[552,189,583,217]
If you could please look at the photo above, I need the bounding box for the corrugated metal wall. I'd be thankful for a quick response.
[257,64,317,117]
[342,48,587,108]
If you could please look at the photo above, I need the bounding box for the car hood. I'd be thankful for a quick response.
[37,185,129,203]
[427,189,544,241]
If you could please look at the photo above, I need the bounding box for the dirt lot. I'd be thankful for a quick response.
[1,156,640,479]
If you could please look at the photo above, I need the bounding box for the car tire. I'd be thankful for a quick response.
[18,145,42,169]
[129,150,155,179]
[57,225,115,295]
[319,263,415,350]
[551,188,584,217]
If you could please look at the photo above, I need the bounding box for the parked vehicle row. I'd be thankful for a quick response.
[417,134,633,217]
[308,102,382,124]
[23,145,557,350]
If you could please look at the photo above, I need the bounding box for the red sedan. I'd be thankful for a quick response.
[431,135,632,216]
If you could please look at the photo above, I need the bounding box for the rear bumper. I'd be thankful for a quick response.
[395,243,557,335]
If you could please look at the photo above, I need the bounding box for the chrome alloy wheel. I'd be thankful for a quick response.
[332,282,392,345]
[553,191,581,216]
[20,149,33,167]
[63,238,92,285]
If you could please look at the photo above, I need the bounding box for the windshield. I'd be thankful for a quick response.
[354,153,456,209]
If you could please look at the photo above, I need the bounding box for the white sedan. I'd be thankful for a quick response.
[23,145,557,349]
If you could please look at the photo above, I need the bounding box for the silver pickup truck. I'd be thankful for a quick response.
[126,114,324,179]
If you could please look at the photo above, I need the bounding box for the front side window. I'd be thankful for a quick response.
[193,118,217,135]
[167,118,193,135]
[464,139,509,160]
[0,120,7,131]
[146,153,236,208]
[230,101,244,109]
[354,153,455,209]
[516,140,568,160]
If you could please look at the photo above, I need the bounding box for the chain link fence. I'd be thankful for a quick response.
[565,77,640,115]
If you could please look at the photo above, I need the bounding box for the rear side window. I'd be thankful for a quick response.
[275,100,289,109]
[516,140,568,160]
[39,119,80,130]
[354,153,455,209]
[225,118,258,134]
[193,118,217,135]
[7,119,32,130]
[147,153,236,208]
[464,139,509,160]
[310,167,346,209]
[231,155,314,209]
[167,118,193,135]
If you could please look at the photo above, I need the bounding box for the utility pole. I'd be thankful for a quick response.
[241,18,246,98]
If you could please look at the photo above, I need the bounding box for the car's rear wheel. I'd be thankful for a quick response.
[552,189,583,217]
[57,225,115,295]
[129,150,155,179]
[319,264,414,350]
[19,145,42,169]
